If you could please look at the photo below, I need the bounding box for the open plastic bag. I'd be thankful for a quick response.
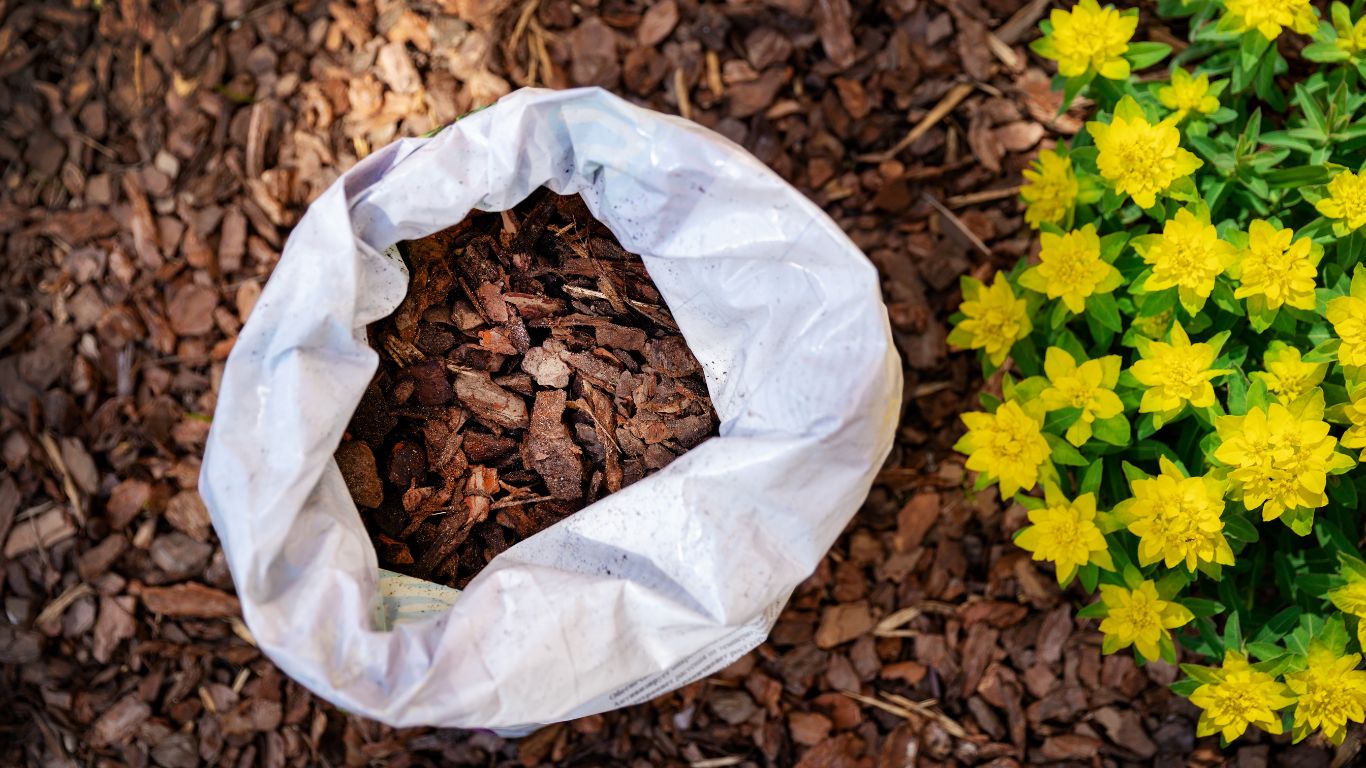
[200,87,901,731]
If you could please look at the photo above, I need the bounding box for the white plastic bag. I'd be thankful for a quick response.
[200,87,901,731]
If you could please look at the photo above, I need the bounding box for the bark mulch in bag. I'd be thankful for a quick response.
[338,189,718,589]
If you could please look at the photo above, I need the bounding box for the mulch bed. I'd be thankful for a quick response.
[0,0,1345,765]
[342,190,717,587]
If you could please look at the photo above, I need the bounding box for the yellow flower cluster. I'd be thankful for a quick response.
[1156,67,1221,120]
[1285,645,1366,745]
[1188,643,1366,746]
[1114,458,1233,571]
[1213,395,1353,523]
[1190,652,1296,741]
[1088,98,1201,209]
[1018,224,1121,315]
[1131,321,1228,424]
[1014,485,1113,585]
[1231,220,1320,314]
[1222,0,1318,40]
[955,401,1050,498]
[948,274,1030,366]
[952,0,1366,747]
[1037,347,1123,446]
[1034,0,1138,80]
[1020,150,1078,230]
[1133,207,1236,314]
[1317,171,1366,235]
[1097,580,1192,660]
[1328,270,1366,369]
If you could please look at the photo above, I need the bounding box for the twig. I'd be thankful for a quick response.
[922,192,992,258]
[873,605,922,637]
[705,51,723,96]
[490,494,555,510]
[881,691,970,739]
[691,759,743,768]
[674,68,692,121]
[858,82,975,163]
[34,582,93,626]
[840,689,969,739]
[946,185,1021,208]
[986,32,1020,70]
[995,0,1051,45]
[38,433,85,523]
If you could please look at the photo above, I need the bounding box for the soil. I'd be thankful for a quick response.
[340,189,717,588]
[0,0,1347,766]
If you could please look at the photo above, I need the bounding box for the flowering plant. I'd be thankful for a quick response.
[954,0,1366,746]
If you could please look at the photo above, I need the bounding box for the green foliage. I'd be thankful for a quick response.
[951,0,1366,746]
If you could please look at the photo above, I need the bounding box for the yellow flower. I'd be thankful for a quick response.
[1157,67,1221,119]
[1285,645,1366,745]
[1018,225,1122,314]
[1223,0,1318,40]
[1131,321,1228,422]
[1088,97,1202,209]
[1114,457,1234,571]
[956,400,1051,498]
[1132,207,1237,314]
[1231,220,1320,313]
[1014,485,1114,585]
[1037,347,1124,446]
[949,274,1031,366]
[1212,395,1353,522]
[1329,563,1366,648]
[1334,4,1366,55]
[1133,306,1174,339]
[1189,652,1296,742]
[1327,268,1366,369]
[1317,170,1366,235]
[1097,580,1193,660]
[1342,386,1366,458]
[1033,0,1138,80]
[1250,344,1327,403]
[1020,149,1078,229]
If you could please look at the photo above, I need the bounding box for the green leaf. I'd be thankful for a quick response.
[1246,641,1285,660]
[1224,611,1243,650]
[1046,434,1089,466]
[1282,506,1316,536]
[1092,414,1131,445]
[1061,72,1096,112]
[1303,41,1352,63]
[1121,460,1152,483]
[1239,29,1271,72]
[1265,165,1333,188]
[1181,598,1226,619]
[1258,607,1303,642]
[1080,460,1105,496]
[1180,664,1223,685]
[1077,601,1109,619]
[1224,512,1261,544]
[1087,289,1120,332]
[1227,371,1249,415]
[1295,83,1330,137]
[1124,42,1173,70]
[1136,412,1159,440]
[1296,572,1335,598]
[1169,679,1202,697]
[1260,131,1317,153]
[1044,407,1084,433]
[1329,475,1359,508]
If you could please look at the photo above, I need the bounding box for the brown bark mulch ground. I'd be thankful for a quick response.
[0,0,1350,765]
